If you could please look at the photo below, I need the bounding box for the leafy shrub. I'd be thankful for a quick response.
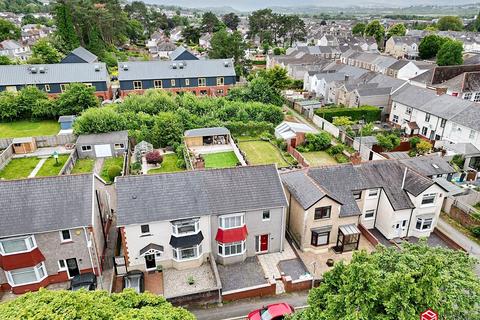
[316,105,381,123]
[376,133,400,151]
[409,136,421,149]
[107,165,122,181]
[416,140,432,155]
[335,154,350,163]
[305,132,331,151]
[146,150,163,164]
[451,154,465,168]
[328,144,345,155]
[472,226,480,239]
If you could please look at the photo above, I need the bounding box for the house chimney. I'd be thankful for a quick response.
[401,167,408,190]
[345,74,350,82]
[435,87,447,96]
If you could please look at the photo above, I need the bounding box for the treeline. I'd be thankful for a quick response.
[0,0,49,13]
[74,89,284,149]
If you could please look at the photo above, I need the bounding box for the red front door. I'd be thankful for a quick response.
[260,234,269,252]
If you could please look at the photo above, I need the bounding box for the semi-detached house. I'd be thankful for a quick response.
[0,175,108,294]
[0,63,111,100]
[116,165,287,272]
[282,161,447,253]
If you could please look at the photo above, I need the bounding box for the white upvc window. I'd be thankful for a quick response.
[463,92,472,100]
[216,77,224,86]
[60,230,72,242]
[60,84,68,92]
[133,81,142,90]
[171,218,200,236]
[364,209,375,219]
[0,235,36,255]
[421,193,436,206]
[44,84,50,92]
[172,244,202,261]
[367,188,379,199]
[218,241,245,257]
[405,107,412,115]
[262,210,270,221]
[392,115,399,124]
[218,213,245,229]
[198,78,206,87]
[58,259,67,271]
[154,80,162,89]
[6,262,47,286]
[416,217,433,231]
[114,143,125,149]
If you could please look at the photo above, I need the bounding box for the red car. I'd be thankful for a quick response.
[247,303,295,320]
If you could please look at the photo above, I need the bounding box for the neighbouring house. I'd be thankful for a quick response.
[399,155,455,180]
[0,63,112,100]
[293,99,322,117]
[117,59,236,97]
[12,137,36,154]
[199,33,212,49]
[0,174,108,294]
[21,24,53,45]
[116,165,288,272]
[169,47,198,61]
[61,47,98,64]
[384,36,420,60]
[76,130,128,159]
[275,121,317,148]
[0,39,30,61]
[156,42,177,59]
[282,160,448,252]
[184,127,231,148]
[385,60,430,81]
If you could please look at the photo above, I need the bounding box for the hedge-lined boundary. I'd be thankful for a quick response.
[315,105,381,123]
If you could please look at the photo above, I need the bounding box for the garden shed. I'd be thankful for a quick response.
[76,130,128,159]
[184,127,231,147]
[58,115,76,130]
[275,121,316,148]
[134,141,153,162]
[12,137,37,154]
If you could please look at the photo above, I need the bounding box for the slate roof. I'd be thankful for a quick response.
[118,59,236,81]
[76,130,128,145]
[184,127,230,137]
[367,74,406,92]
[116,165,288,226]
[281,170,327,210]
[416,94,474,120]
[356,86,392,97]
[392,85,438,109]
[450,104,480,132]
[399,156,455,177]
[0,174,93,237]
[388,60,411,71]
[169,47,197,60]
[70,47,98,63]
[0,63,109,86]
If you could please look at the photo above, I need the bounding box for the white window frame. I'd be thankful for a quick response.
[218,241,245,257]
[58,259,67,271]
[218,213,245,230]
[463,92,472,100]
[59,230,72,243]
[405,107,412,115]
[198,78,206,87]
[474,92,480,102]
[114,143,124,150]
[216,77,224,86]
[0,235,37,255]
[84,83,92,88]
[133,81,142,90]
[392,115,399,124]
[154,80,163,89]
[262,210,270,221]
[367,188,379,199]
[440,119,446,128]
[185,79,190,86]
[469,130,476,140]
[172,244,202,262]
[171,219,200,236]
[140,224,150,235]
[353,190,362,200]
[60,84,68,92]
[44,84,50,92]
[415,217,433,231]
[421,193,436,207]
[170,79,176,87]
[364,209,375,220]
[6,262,47,287]
[81,145,92,152]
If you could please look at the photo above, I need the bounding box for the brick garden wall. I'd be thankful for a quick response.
[282,276,312,293]
[358,223,379,246]
[287,145,309,167]
[222,281,276,302]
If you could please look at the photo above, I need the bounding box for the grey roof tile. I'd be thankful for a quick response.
[399,156,455,177]
[184,127,230,137]
[76,130,129,145]
[70,47,98,63]
[281,170,326,209]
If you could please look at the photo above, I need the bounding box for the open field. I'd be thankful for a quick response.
[0,120,60,138]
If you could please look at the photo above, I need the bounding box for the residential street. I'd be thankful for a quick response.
[190,291,309,320]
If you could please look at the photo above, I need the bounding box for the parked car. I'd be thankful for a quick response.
[69,272,97,291]
[247,303,295,320]
[123,270,145,293]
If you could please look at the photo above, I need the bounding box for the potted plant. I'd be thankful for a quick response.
[187,276,195,285]
[326,259,334,267]
[156,265,163,273]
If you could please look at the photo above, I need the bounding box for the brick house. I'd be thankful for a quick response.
[0,175,109,294]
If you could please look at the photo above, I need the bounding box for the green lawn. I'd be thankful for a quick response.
[301,151,337,167]
[148,153,185,174]
[0,157,39,180]
[71,158,95,174]
[0,120,60,138]
[36,155,69,177]
[203,151,239,169]
[100,156,124,182]
[238,140,293,168]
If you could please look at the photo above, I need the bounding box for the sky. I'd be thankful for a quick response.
[145,0,476,11]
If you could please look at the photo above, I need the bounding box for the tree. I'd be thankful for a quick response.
[227,77,284,106]
[152,112,184,148]
[182,25,201,45]
[209,29,246,66]
[475,11,480,32]
[292,243,480,320]
[146,150,163,164]
[305,132,331,151]
[437,16,463,31]
[29,39,62,64]
[222,12,240,31]
[409,136,421,149]
[416,140,432,155]
[108,165,122,181]
[0,18,20,41]
[56,83,100,116]
[53,0,80,53]
[0,288,195,319]
[256,66,292,90]
[332,116,353,127]
[364,20,385,46]
[418,34,447,59]
[437,39,464,66]
[0,55,13,65]
[386,23,406,38]
[201,11,221,33]
[376,133,400,151]
[352,22,366,35]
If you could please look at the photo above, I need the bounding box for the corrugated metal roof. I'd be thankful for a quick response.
[184,127,230,137]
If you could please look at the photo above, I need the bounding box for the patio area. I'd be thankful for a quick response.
[370,228,455,250]
[12,146,71,158]
[298,234,375,277]
[217,257,267,292]
[189,144,233,155]
[163,263,218,298]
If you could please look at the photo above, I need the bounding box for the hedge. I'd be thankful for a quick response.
[224,121,274,137]
[315,105,381,123]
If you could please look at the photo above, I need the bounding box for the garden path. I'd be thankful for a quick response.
[28,158,47,178]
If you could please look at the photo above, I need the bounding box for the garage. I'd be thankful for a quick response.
[94,144,112,157]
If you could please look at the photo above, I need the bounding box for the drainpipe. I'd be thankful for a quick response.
[406,208,414,238]
[83,227,95,274]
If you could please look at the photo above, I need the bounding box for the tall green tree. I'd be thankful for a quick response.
[53,0,80,52]
[56,83,100,116]
[293,243,480,320]
[364,20,385,46]
[386,23,406,38]
[437,16,463,31]
[437,39,464,66]
[352,22,366,35]
[201,11,221,33]
[418,34,447,59]
[209,29,246,67]
[0,55,13,65]
[222,12,240,30]
[255,66,292,90]
[0,18,20,41]
[475,11,480,32]
[182,25,201,45]
[29,39,63,64]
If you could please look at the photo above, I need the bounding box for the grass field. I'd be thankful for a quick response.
[0,157,39,180]
[238,140,293,168]
[301,151,337,167]
[71,159,95,174]
[203,151,239,169]
[36,155,69,177]
[0,120,60,138]
[148,154,185,174]
[100,157,124,182]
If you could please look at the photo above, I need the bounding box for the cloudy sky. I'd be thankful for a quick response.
[145,0,475,11]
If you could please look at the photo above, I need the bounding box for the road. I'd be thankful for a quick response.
[190,291,308,320]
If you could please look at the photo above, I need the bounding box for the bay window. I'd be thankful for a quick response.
[171,218,200,235]
[416,217,433,231]
[0,235,36,255]
[7,263,47,286]
[218,213,245,229]
[218,241,245,257]
[172,244,202,261]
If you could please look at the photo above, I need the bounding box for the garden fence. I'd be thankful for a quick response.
[59,151,78,175]
[0,133,76,149]
[0,143,14,171]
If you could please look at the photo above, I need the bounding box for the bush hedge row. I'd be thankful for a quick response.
[315,105,381,123]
